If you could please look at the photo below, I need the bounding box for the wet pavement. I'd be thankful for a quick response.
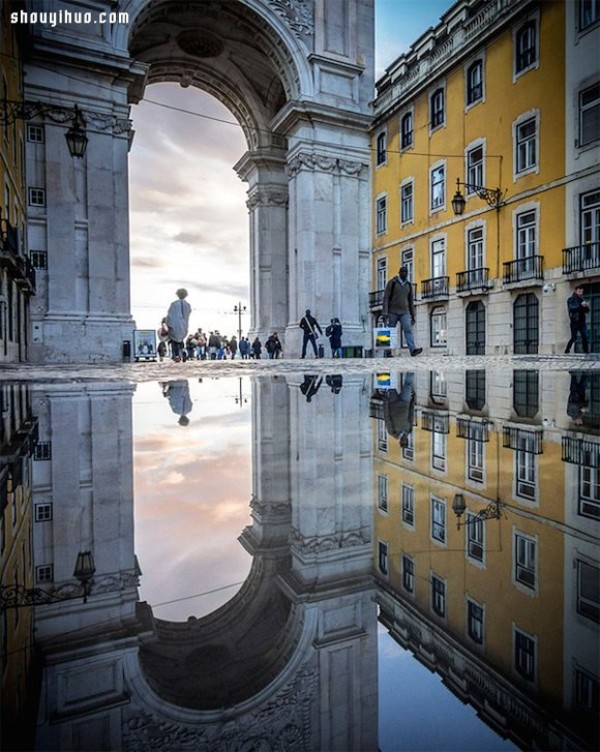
[1,361,598,751]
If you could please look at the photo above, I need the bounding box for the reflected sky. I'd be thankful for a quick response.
[2,368,598,751]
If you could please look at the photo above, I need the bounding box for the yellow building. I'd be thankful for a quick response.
[371,0,600,356]
[371,369,600,749]
[0,0,35,363]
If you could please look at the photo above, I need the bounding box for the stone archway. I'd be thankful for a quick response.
[24,0,374,363]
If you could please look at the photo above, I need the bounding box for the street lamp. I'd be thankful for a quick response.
[0,550,96,609]
[234,377,248,407]
[64,105,88,158]
[233,302,247,340]
[452,493,505,530]
[451,178,504,215]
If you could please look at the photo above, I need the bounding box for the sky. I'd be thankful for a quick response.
[128,0,453,336]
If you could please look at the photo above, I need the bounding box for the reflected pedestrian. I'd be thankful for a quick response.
[383,372,415,447]
[300,374,322,402]
[162,380,193,425]
[567,371,589,425]
[565,285,590,354]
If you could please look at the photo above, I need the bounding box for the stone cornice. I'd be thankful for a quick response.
[373,0,534,123]
[287,152,366,178]
[290,529,368,554]
[271,99,372,137]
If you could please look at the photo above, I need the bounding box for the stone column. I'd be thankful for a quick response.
[235,150,288,345]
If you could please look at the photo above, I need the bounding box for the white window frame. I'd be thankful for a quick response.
[579,462,600,519]
[465,140,485,193]
[431,496,447,544]
[376,256,387,292]
[465,57,485,109]
[430,87,445,132]
[36,564,54,583]
[467,435,485,484]
[35,503,53,522]
[376,193,387,235]
[400,109,414,150]
[377,474,389,513]
[513,111,539,178]
[514,442,538,504]
[376,129,387,167]
[466,514,485,564]
[513,530,538,594]
[28,187,46,207]
[579,83,600,147]
[378,540,389,577]
[430,161,446,212]
[27,124,44,143]
[401,483,415,528]
[431,307,448,348]
[576,559,600,622]
[513,14,539,80]
[579,0,600,30]
[513,625,537,682]
[400,178,414,225]
[402,555,415,593]
[467,597,485,644]
[431,573,446,617]
[377,420,388,453]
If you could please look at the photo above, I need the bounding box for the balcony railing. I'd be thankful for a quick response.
[0,219,35,294]
[422,410,449,434]
[503,255,543,285]
[457,267,491,293]
[563,242,600,275]
[421,276,449,300]
[369,289,385,310]
[502,426,543,454]
[456,417,491,442]
[562,436,600,467]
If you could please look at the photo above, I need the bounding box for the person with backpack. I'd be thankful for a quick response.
[326,318,343,358]
[299,309,322,358]
[382,266,422,357]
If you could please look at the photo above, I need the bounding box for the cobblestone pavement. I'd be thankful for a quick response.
[1,353,599,382]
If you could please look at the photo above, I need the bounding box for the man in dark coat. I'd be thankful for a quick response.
[565,285,590,354]
[382,267,422,356]
[299,309,323,358]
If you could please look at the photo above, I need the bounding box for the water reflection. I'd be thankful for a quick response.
[0,370,598,751]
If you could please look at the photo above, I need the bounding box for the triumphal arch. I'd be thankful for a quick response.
[23,0,374,362]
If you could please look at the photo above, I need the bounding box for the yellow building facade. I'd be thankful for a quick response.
[371,0,600,355]
[0,0,35,363]
[371,368,600,749]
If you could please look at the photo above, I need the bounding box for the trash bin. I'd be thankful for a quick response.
[318,343,325,358]
[122,340,131,361]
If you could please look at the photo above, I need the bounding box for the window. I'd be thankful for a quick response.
[514,532,537,589]
[378,541,389,576]
[27,124,44,143]
[36,564,54,583]
[402,555,414,592]
[34,442,52,461]
[580,84,600,146]
[401,111,413,149]
[581,190,600,246]
[402,431,414,461]
[376,256,387,292]
[401,181,414,224]
[28,188,46,207]
[431,497,446,542]
[31,251,48,270]
[431,307,448,347]
[376,195,387,234]
[468,436,485,482]
[515,21,537,73]
[377,420,388,453]
[516,443,537,500]
[467,145,484,190]
[467,515,484,561]
[466,370,486,410]
[514,628,536,681]
[466,60,483,105]
[430,88,445,129]
[467,599,484,644]
[401,248,414,280]
[431,575,446,616]
[513,371,539,417]
[513,293,539,354]
[432,431,447,472]
[377,475,389,512]
[467,226,484,273]
[376,131,387,166]
[430,371,447,400]
[515,117,537,173]
[402,484,415,526]
[574,668,599,712]
[516,210,537,269]
[579,462,600,519]
[35,503,53,522]
[430,164,445,210]
[580,0,600,29]
[431,237,446,281]
[577,560,600,622]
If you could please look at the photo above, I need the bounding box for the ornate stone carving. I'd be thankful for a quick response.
[123,664,318,751]
[287,153,365,178]
[268,0,314,37]
[0,101,133,136]
[290,529,368,554]
[246,189,289,210]
[250,494,291,516]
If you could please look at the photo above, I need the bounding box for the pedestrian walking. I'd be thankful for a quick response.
[165,288,191,362]
[382,267,422,357]
[230,335,238,359]
[565,285,590,354]
[326,318,343,358]
[266,332,282,359]
[299,309,322,358]
[252,336,262,359]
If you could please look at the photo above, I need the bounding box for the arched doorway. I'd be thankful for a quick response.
[23,0,374,363]
[465,300,485,355]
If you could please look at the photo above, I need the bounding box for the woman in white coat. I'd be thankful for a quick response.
[166,288,191,361]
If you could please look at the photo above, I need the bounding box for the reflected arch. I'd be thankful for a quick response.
[24,0,374,362]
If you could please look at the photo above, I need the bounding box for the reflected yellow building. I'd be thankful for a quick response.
[370,0,600,355]
[0,383,38,749]
[372,369,599,750]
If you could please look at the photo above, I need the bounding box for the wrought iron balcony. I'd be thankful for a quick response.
[563,242,600,275]
[456,417,491,442]
[0,219,35,294]
[369,396,385,420]
[456,267,491,293]
[503,255,543,285]
[369,289,385,310]
[562,436,600,467]
[421,276,449,300]
[502,426,543,454]
[14,255,36,295]
[422,410,449,433]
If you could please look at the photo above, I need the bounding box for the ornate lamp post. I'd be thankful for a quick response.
[452,493,505,530]
[233,302,247,340]
[451,178,505,215]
